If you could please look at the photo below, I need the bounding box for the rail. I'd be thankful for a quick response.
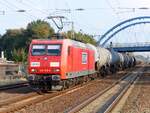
[0,82,28,91]
[66,67,144,113]
[104,75,140,113]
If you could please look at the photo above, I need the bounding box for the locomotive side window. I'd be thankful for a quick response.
[32,45,46,55]
[82,52,88,64]
[47,45,61,56]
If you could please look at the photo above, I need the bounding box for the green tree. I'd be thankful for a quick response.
[64,31,96,45]
[26,19,54,39]
[0,29,27,60]
[0,20,55,61]
[12,48,27,63]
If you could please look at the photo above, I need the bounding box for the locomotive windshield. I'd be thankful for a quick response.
[47,45,61,56]
[32,45,46,55]
[31,44,61,56]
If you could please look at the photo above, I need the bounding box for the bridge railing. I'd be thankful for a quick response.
[105,42,150,48]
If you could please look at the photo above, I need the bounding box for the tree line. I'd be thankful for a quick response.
[0,19,97,63]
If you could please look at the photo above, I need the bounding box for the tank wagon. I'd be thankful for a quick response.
[28,39,136,91]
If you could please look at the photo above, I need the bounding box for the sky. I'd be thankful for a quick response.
[0,0,150,49]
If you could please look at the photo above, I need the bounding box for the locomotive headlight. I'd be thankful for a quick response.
[50,62,60,67]
[53,68,60,72]
[31,69,37,72]
[31,62,40,67]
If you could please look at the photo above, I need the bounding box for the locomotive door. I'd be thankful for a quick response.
[68,46,73,72]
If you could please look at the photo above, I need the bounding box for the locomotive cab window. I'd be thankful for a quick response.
[32,45,46,56]
[82,52,88,64]
[47,45,61,56]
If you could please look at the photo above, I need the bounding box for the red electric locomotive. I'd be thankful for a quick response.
[28,39,95,91]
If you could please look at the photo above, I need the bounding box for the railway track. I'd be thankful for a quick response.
[0,77,105,113]
[0,82,28,91]
[66,67,144,113]
[0,68,138,113]
[107,73,141,113]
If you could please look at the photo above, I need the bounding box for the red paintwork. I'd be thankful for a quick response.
[28,39,95,80]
